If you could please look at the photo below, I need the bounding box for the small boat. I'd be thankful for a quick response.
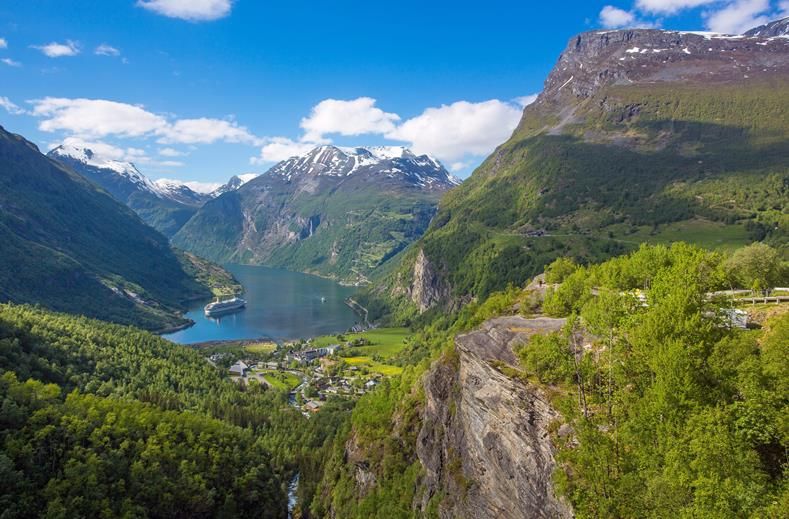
[204,296,246,317]
[321,296,326,303]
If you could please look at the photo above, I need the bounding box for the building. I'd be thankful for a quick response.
[229,360,249,376]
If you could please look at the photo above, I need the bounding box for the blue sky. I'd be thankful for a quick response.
[1,0,786,189]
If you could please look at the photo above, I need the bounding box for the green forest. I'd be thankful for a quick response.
[0,305,352,518]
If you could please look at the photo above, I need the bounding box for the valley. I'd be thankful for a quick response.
[1,7,787,519]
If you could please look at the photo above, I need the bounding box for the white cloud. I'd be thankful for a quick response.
[28,97,261,148]
[0,38,7,49]
[157,118,259,145]
[514,94,539,108]
[95,44,120,56]
[158,147,186,157]
[1,58,21,67]
[137,0,232,21]
[635,0,718,14]
[0,96,26,115]
[386,99,523,162]
[449,161,470,172]
[55,136,150,163]
[30,97,167,138]
[781,0,789,15]
[600,5,637,27]
[300,97,400,142]
[251,137,318,164]
[704,0,771,33]
[32,40,80,58]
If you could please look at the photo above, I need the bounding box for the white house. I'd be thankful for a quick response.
[229,360,249,376]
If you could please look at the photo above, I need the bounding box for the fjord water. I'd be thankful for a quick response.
[163,265,359,344]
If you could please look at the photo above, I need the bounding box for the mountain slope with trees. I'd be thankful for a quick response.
[365,27,789,321]
[0,126,210,330]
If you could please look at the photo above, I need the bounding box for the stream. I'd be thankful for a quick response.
[287,473,300,518]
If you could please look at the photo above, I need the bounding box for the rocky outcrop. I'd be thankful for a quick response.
[408,249,450,313]
[417,316,573,519]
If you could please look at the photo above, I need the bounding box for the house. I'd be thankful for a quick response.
[325,344,341,355]
[304,400,322,413]
[229,360,249,376]
[365,379,379,389]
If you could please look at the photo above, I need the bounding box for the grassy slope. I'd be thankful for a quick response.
[368,81,788,321]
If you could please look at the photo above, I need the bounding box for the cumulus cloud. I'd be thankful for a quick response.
[157,118,259,145]
[514,94,540,108]
[251,137,318,164]
[54,136,150,163]
[1,58,21,67]
[30,97,168,138]
[158,147,186,157]
[600,5,638,27]
[95,44,120,56]
[386,99,523,162]
[300,97,400,142]
[704,0,771,33]
[0,96,26,115]
[137,0,232,21]
[0,38,7,49]
[32,40,80,57]
[28,97,261,148]
[635,0,718,14]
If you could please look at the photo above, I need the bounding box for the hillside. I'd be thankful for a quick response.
[314,243,788,518]
[173,146,459,284]
[0,126,210,330]
[0,304,352,518]
[367,27,789,320]
[48,145,209,237]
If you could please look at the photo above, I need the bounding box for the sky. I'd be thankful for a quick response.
[1,0,787,191]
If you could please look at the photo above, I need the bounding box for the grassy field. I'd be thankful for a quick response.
[312,327,410,376]
[258,369,301,391]
[244,341,277,354]
[343,356,404,376]
[601,218,752,253]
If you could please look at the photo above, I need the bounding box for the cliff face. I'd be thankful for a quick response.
[416,316,573,518]
[408,249,451,313]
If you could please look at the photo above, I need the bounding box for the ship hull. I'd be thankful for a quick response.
[204,301,246,317]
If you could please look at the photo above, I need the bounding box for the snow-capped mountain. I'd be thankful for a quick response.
[48,145,206,237]
[49,144,162,197]
[744,16,789,37]
[210,173,259,197]
[172,145,459,283]
[267,145,459,189]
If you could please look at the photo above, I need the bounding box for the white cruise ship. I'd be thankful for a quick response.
[204,297,246,317]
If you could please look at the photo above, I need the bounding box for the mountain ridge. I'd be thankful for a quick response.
[172,144,458,284]
[360,22,789,321]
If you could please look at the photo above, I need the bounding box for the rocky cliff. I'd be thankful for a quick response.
[416,316,573,518]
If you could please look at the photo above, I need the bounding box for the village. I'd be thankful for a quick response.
[200,328,411,416]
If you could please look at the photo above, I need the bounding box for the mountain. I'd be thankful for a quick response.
[210,173,259,197]
[366,24,789,320]
[0,126,210,330]
[48,145,209,237]
[744,15,789,37]
[172,145,459,284]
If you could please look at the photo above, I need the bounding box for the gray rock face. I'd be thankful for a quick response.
[539,28,789,105]
[417,316,572,519]
[408,249,450,312]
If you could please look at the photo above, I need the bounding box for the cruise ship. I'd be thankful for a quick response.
[204,297,246,317]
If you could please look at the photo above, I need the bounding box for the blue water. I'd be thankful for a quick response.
[163,265,360,344]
